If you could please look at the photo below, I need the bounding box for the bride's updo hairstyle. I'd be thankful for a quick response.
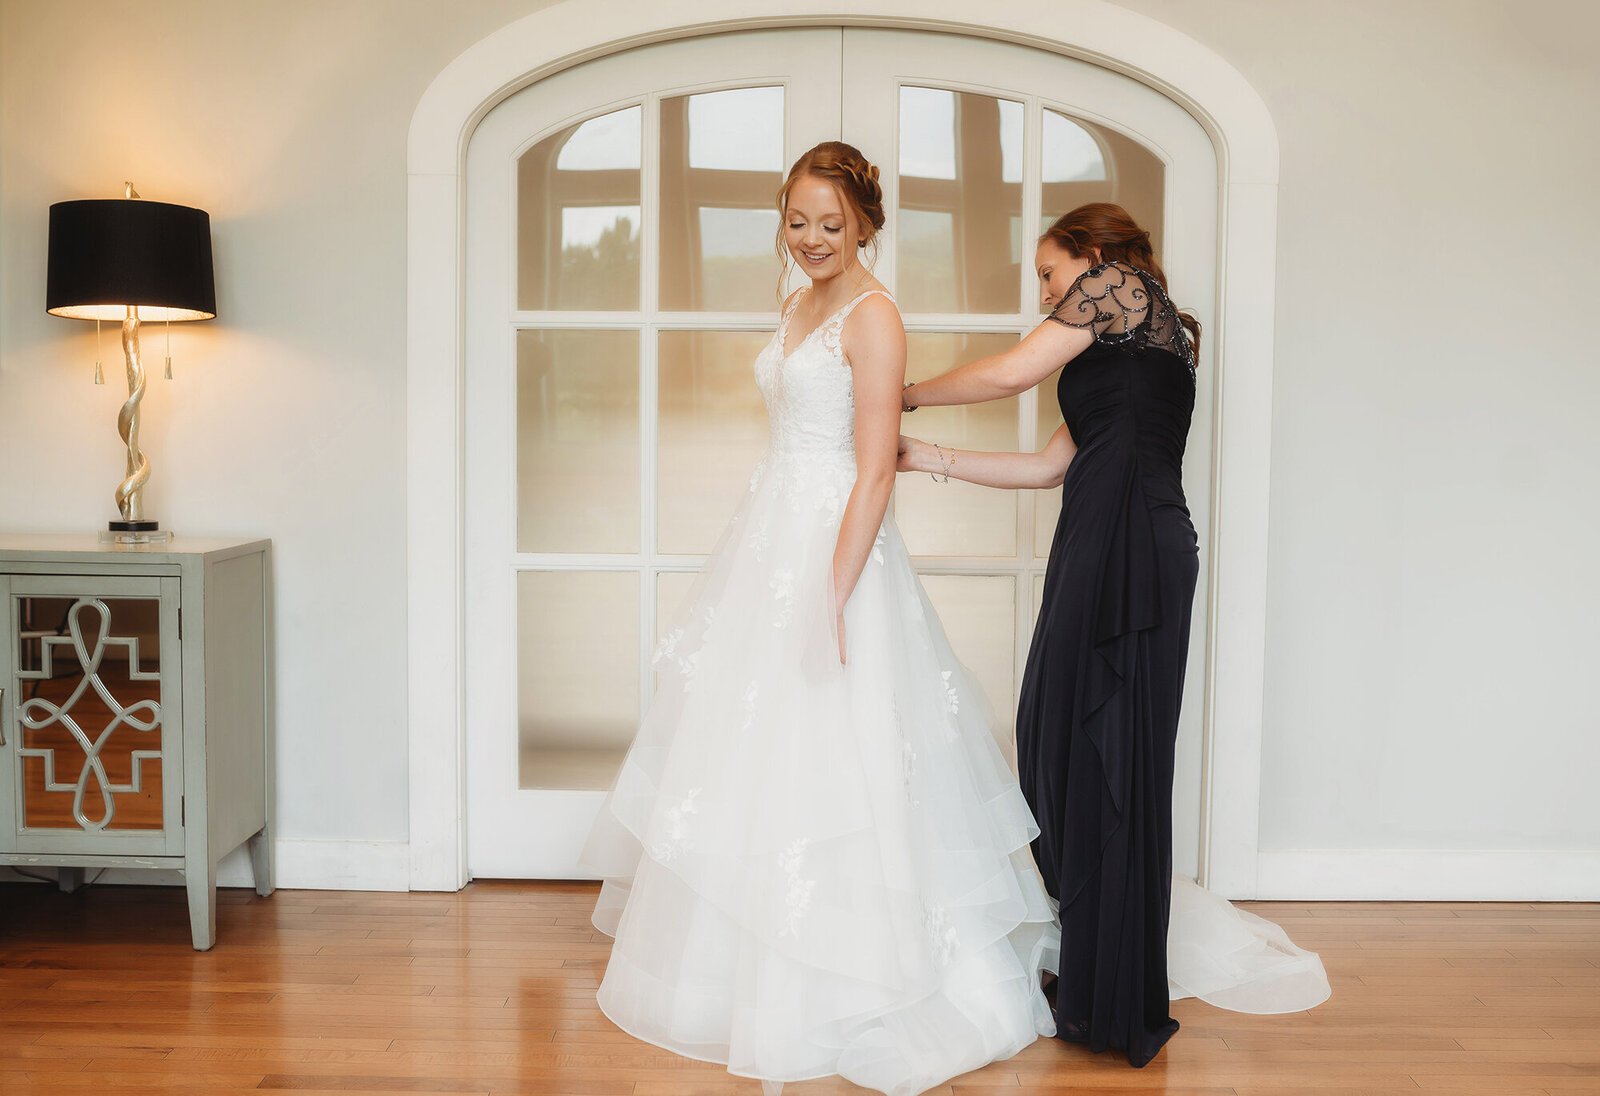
[775,141,886,271]
[1041,202,1202,356]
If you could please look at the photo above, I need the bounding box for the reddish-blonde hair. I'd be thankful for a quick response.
[775,142,886,265]
[1041,203,1201,357]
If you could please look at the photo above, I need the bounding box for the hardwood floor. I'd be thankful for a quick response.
[1,880,1596,1095]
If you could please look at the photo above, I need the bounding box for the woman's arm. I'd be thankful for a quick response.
[902,320,1092,408]
[898,423,1077,490]
[833,294,906,662]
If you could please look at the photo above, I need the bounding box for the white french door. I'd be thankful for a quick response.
[464,29,1217,879]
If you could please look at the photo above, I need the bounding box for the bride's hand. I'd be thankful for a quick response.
[836,608,847,664]
[897,435,927,473]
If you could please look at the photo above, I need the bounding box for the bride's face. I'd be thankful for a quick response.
[1035,239,1097,312]
[784,175,861,284]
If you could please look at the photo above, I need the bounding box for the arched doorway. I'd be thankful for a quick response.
[461,26,1217,881]
[407,1,1280,897]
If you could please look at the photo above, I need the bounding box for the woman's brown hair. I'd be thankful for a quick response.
[1040,202,1201,358]
[774,142,886,285]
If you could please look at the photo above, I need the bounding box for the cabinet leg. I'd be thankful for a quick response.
[56,867,85,894]
[185,856,216,951]
[247,825,275,897]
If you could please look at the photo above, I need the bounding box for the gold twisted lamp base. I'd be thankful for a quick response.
[103,307,172,545]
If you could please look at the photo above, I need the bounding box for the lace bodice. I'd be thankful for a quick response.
[753,289,894,472]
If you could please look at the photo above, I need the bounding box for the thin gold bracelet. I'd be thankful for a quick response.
[932,442,954,484]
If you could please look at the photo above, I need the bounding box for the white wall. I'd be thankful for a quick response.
[2,0,1596,895]
[0,0,550,888]
[1120,0,1600,896]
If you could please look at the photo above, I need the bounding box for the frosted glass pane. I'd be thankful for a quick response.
[17,596,165,831]
[518,105,641,310]
[657,330,772,554]
[920,574,1018,767]
[1043,111,1106,182]
[1039,109,1165,264]
[518,570,638,790]
[517,329,640,554]
[661,87,785,312]
[898,87,1022,314]
[1035,365,1065,558]
[897,333,1019,558]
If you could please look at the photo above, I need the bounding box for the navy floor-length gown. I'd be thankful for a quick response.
[1016,260,1199,1067]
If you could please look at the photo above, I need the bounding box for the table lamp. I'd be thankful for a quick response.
[46,184,216,544]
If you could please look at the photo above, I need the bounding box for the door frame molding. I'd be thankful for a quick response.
[405,0,1280,895]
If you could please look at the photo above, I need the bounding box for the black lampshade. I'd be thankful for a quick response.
[46,199,216,322]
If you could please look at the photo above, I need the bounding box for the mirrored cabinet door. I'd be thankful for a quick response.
[1,575,183,856]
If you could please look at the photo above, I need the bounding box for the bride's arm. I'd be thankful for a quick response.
[833,295,907,656]
[901,320,1092,408]
[898,424,1077,490]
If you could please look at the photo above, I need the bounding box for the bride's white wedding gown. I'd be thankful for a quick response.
[577,288,1329,1095]
[579,289,1058,1095]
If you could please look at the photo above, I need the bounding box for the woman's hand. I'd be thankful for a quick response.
[836,607,847,665]
[897,435,931,474]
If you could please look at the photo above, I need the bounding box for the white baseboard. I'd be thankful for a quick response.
[1254,849,1600,902]
[9,844,1598,900]
[0,839,412,893]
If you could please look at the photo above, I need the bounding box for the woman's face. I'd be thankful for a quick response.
[1035,239,1097,312]
[784,175,861,284]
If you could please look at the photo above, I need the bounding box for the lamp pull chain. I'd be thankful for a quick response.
[94,318,104,384]
[164,316,173,379]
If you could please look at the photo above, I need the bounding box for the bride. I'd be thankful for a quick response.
[578,141,1058,1095]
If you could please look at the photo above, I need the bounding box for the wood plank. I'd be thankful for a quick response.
[4,881,1598,1094]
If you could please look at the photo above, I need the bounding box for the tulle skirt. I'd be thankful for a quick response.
[579,453,1058,1095]
[1167,875,1332,1013]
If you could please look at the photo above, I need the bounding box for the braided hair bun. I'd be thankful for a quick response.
[776,141,886,248]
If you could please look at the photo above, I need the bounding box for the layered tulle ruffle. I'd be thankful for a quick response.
[579,453,1058,1095]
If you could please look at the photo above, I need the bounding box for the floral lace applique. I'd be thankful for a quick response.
[770,567,797,628]
[814,481,841,519]
[654,625,705,691]
[653,626,685,668]
[740,681,759,731]
[651,788,702,863]
[746,516,770,560]
[889,706,920,807]
[679,646,702,693]
[941,670,960,715]
[777,837,816,939]
[870,528,886,565]
[922,902,960,966]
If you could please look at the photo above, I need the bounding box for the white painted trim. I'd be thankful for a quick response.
[407,0,1282,893]
[0,840,412,892]
[1254,850,1600,903]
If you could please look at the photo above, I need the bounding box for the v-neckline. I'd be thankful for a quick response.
[778,288,878,362]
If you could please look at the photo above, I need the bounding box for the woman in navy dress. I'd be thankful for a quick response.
[899,203,1200,1067]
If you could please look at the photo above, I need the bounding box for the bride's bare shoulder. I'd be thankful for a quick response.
[842,290,905,367]
[850,288,901,330]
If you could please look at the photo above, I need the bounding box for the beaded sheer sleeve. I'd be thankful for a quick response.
[1046,260,1195,376]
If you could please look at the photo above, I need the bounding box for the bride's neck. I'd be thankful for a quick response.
[807,262,873,310]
